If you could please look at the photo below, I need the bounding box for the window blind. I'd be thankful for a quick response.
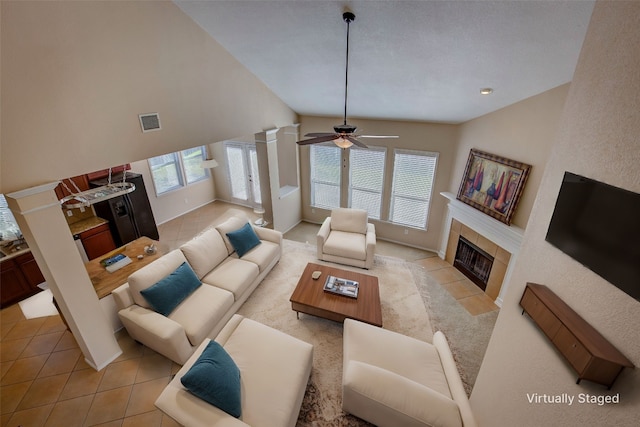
[310,145,341,209]
[349,146,386,219]
[390,149,438,229]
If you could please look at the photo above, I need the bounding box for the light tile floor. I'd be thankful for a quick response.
[0,200,497,426]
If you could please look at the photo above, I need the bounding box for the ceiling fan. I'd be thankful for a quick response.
[296,11,398,149]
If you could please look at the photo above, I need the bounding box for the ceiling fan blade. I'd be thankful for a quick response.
[304,133,336,137]
[296,134,339,145]
[346,136,368,149]
[356,135,400,139]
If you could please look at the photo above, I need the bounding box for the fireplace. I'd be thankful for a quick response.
[454,237,494,291]
[440,191,524,306]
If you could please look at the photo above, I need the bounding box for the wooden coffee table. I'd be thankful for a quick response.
[290,263,382,327]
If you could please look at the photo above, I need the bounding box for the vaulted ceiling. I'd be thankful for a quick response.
[176,0,595,124]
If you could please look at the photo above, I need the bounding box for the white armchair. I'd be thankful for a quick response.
[317,208,376,269]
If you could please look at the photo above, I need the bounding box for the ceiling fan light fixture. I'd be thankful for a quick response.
[333,137,353,149]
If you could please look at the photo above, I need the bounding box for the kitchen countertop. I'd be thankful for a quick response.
[0,243,31,262]
[68,216,109,236]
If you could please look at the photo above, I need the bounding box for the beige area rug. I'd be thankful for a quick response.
[237,240,433,427]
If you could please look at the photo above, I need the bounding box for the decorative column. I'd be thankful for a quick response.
[6,183,121,370]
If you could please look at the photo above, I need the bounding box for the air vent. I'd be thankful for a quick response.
[139,113,161,133]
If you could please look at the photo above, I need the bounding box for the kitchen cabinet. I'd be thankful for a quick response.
[520,282,634,389]
[54,174,90,200]
[15,252,46,287]
[1,252,43,308]
[79,223,116,260]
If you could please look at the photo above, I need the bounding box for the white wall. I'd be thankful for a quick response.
[470,3,640,426]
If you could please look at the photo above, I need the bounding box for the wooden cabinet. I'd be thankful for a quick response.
[15,252,46,287]
[54,175,90,200]
[1,252,43,308]
[79,223,116,260]
[520,283,634,389]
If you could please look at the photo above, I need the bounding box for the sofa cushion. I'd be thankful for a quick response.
[168,284,234,347]
[140,262,202,316]
[215,216,248,255]
[331,208,368,234]
[324,230,367,261]
[238,240,280,272]
[180,340,242,418]
[180,228,229,279]
[201,258,259,300]
[226,223,261,257]
[128,250,189,309]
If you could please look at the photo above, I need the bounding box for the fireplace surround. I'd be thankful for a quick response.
[439,192,524,306]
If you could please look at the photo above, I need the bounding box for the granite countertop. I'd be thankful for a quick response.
[68,216,109,236]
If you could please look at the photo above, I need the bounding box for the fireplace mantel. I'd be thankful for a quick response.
[439,192,525,306]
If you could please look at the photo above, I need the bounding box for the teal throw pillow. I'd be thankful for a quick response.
[181,340,242,418]
[226,222,261,257]
[140,262,201,316]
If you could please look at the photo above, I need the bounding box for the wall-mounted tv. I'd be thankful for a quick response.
[545,172,640,302]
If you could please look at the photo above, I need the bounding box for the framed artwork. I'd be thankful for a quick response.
[456,149,531,225]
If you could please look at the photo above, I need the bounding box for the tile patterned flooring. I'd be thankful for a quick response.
[0,201,497,426]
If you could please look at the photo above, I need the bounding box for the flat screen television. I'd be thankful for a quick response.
[545,172,640,302]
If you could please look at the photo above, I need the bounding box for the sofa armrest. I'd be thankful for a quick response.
[254,226,282,246]
[343,360,463,427]
[434,331,477,427]
[365,223,376,268]
[112,283,134,310]
[118,305,194,364]
[317,217,331,255]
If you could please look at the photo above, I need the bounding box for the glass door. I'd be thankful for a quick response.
[225,142,261,207]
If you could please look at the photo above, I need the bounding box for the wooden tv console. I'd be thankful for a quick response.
[520,282,634,389]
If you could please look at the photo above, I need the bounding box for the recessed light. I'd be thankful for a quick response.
[480,88,494,95]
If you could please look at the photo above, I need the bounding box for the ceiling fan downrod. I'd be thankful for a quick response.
[342,11,355,127]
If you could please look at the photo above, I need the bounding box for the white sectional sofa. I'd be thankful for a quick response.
[112,211,282,364]
[155,314,313,427]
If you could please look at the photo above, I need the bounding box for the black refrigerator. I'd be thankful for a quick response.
[90,172,159,247]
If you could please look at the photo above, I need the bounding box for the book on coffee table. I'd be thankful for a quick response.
[323,275,359,299]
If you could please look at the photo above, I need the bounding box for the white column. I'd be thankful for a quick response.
[7,183,121,370]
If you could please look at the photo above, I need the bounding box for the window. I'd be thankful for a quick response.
[348,146,386,219]
[181,147,208,184]
[0,195,21,241]
[148,146,210,196]
[390,149,438,229]
[310,144,341,210]
[149,153,183,195]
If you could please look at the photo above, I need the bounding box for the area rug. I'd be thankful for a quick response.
[408,263,498,395]
[237,240,433,427]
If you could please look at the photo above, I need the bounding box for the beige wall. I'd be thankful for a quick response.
[299,115,459,250]
[470,3,640,426]
[453,84,570,229]
[0,1,297,194]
